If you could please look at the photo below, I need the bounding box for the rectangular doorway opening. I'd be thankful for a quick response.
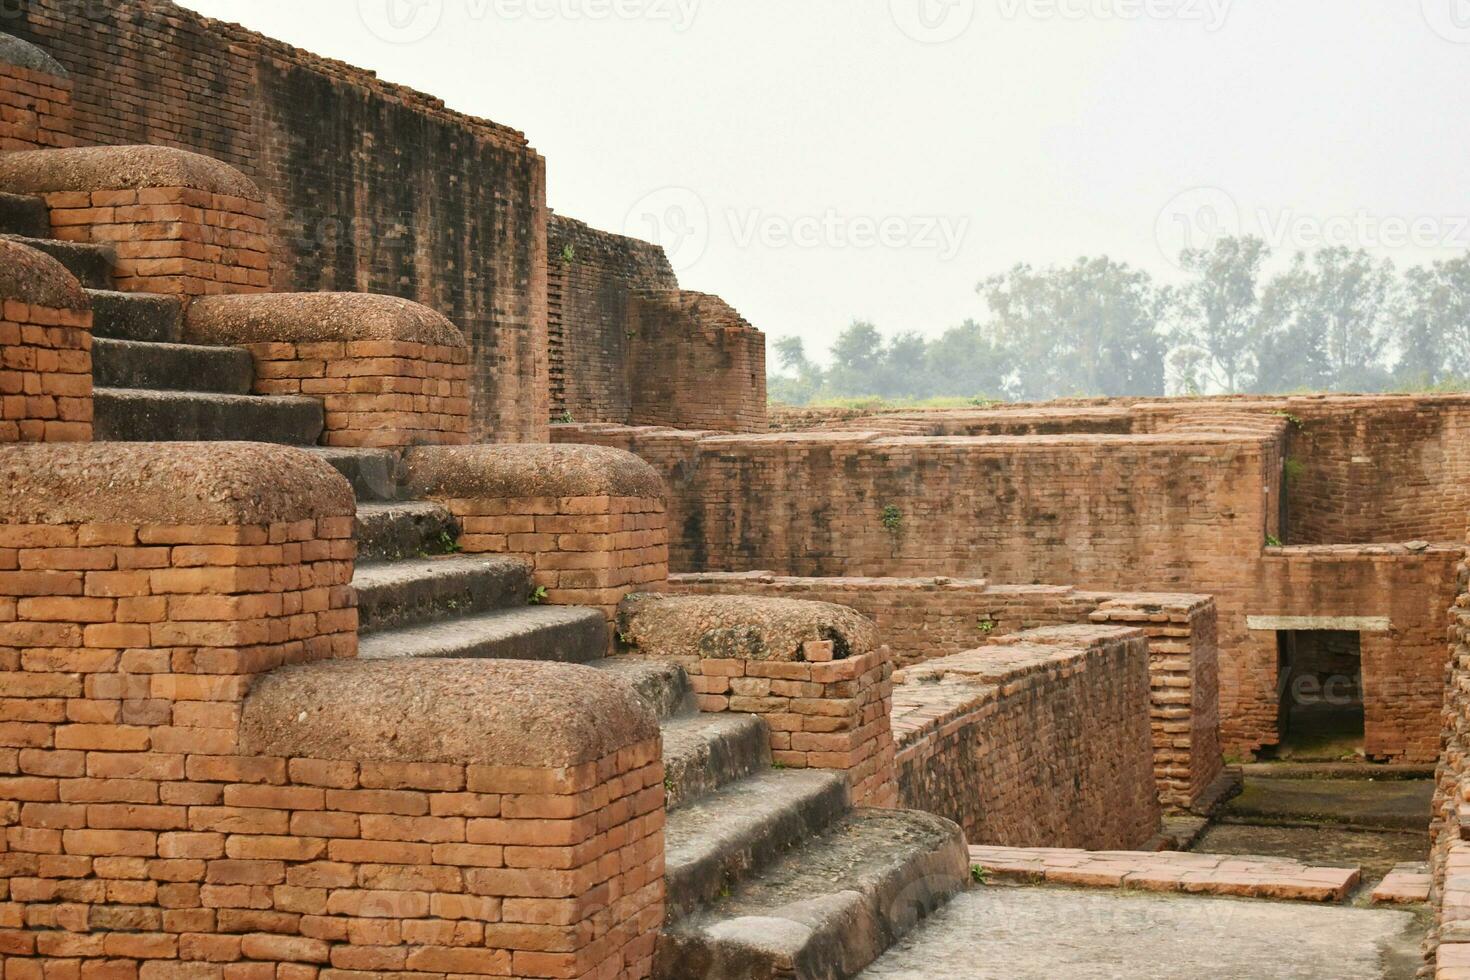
[1274,630,1364,761]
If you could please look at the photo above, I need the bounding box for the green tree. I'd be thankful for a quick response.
[980,257,1167,400]
[923,319,1013,399]
[767,336,826,405]
[1254,248,1397,393]
[1397,253,1470,387]
[1173,236,1269,393]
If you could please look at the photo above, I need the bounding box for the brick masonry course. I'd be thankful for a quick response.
[893,629,1162,850]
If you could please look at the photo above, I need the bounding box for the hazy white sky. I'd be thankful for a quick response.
[179,0,1470,357]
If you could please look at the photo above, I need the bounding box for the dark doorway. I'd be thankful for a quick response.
[1275,630,1364,761]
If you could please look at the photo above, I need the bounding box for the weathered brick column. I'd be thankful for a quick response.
[0,239,92,443]
[406,444,669,627]
[186,293,471,449]
[0,145,269,296]
[0,33,72,151]
[0,443,665,977]
[616,593,898,807]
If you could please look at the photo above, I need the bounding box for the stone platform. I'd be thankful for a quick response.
[968,845,1362,902]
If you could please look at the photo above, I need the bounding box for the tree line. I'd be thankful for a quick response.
[769,238,1470,405]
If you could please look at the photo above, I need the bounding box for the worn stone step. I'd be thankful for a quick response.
[664,768,851,922]
[353,555,530,634]
[662,713,772,811]
[0,192,49,238]
[1,234,114,289]
[594,657,695,721]
[657,808,970,980]
[92,338,254,395]
[357,605,608,664]
[355,501,460,563]
[85,290,184,343]
[92,388,324,444]
[309,448,404,502]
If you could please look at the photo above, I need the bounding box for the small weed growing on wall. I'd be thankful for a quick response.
[529,585,549,605]
[1274,410,1304,428]
[978,618,998,633]
[881,505,904,533]
[553,410,575,425]
[560,243,576,265]
[971,865,990,885]
[1284,457,1306,485]
[1265,534,1283,547]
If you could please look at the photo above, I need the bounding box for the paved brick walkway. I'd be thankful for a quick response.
[969,845,1361,902]
[1371,863,1431,905]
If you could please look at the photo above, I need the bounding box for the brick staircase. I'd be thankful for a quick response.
[599,658,969,979]
[341,451,611,664]
[0,189,324,443]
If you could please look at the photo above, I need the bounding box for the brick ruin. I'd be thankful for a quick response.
[1,3,1469,978]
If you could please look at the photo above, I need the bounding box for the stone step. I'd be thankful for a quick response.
[2,234,114,289]
[353,555,530,634]
[355,501,459,563]
[309,448,404,502]
[85,290,184,343]
[0,192,49,238]
[656,808,970,980]
[594,657,696,721]
[92,338,254,395]
[662,712,771,811]
[92,388,324,445]
[664,768,850,922]
[356,605,608,664]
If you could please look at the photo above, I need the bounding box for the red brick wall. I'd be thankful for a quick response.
[545,216,767,434]
[9,0,548,442]
[1430,538,1470,974]
[0,60,71,150]
[44,187,270,297]
[1,292,91,443]
[670,574,1223,812]
[547,215,677,426]
[625,290,767,433]
[562,423,1462,761]
[893,627,1161,849]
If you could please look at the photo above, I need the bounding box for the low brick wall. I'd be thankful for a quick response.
[671,573,1223,812]
[0,146,270,297]
[616,593,898,807]
[0,46,72,151]
[1430,537,1470,975]
[406,444,670,627]
[892,626,1161,850]
[0,443,666,978]
[187,293,472,450]
[0,238,92,444]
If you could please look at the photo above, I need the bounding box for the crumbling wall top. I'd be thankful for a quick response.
[186,292,466,348]
[406,443,665,500]
[0,238,88,309]
[0,144,260,198]
[0,443,354,526]
[0,32,66,76]
[617,592,881,662]
[241,659,659,767]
